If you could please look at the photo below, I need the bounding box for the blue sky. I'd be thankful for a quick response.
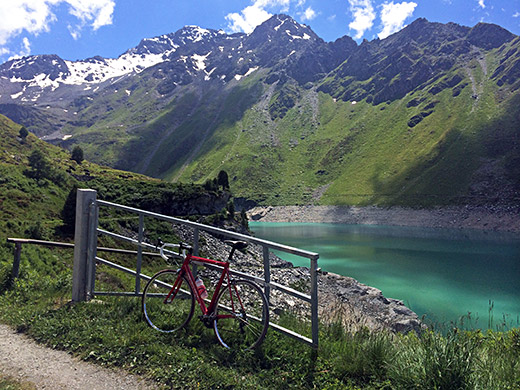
[1,0,519,64]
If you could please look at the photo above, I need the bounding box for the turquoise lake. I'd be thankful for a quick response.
[249,222,520,329]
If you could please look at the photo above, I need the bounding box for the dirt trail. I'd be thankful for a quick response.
[0,324,158,390]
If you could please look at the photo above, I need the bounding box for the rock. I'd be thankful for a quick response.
[172,224,423,334]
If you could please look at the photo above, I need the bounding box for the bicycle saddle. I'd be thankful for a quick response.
[224,240,249,251]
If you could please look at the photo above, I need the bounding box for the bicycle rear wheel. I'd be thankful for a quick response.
[213,279,269,350]
[142,270,195,333]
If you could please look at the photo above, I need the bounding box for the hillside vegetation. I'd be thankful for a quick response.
[170,37,520,206]
[0,113,236,242]
[2,17,518,207]
[0,116,519,389]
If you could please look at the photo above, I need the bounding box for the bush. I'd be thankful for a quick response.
[25,221,49,240]
[71,146,84,164]
[19,126,28,140]
[217,170,230,189]
[0,264,13,293]
[25,150,52,180]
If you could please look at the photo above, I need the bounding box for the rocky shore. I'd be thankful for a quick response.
[248,205,520,233]
[175,225,423,335]
[242,204,519,333]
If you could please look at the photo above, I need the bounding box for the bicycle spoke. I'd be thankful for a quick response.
[142,270,195,333]
[213,279,269,350]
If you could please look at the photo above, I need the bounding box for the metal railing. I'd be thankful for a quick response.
[5,238,159,279]
[73,189,320,348]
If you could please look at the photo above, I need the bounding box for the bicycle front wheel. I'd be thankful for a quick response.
[142,270,195,333]
[213,279,269,350]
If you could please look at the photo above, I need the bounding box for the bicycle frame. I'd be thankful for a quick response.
[144,241,269,349]
[167,252,235,320]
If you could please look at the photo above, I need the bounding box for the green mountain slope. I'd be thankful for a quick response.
[3,18,519,208]
[0,114,234,239]
[0,114,157,237]
[69,22,520,207]
[172,46,520,206]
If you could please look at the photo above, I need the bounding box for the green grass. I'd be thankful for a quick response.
[0,245,519,389]
[0,376,36,390]
[165,61,519,207]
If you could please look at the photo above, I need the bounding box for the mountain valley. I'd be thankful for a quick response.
[1,15,519,207]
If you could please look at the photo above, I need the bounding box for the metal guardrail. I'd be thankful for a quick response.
[73,189,320,348]
[5,238,160,279]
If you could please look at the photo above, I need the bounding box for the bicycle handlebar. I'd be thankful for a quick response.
[159,243,180,260]
[158,242,193,260]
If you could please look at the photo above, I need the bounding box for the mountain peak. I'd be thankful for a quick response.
[250,14,318,41]
[128,34,178,56]
[177,25,224,42]
[467,22,516,49]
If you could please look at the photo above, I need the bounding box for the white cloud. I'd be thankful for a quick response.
[6,37,32,60]
[514,12,520,18]
[21,37,31,55]
[66,0,115,30]
[226,5,272,33]
[0,0,115,57]
[378,1,417,39]
[348,0,376,39]
[225,0,292,34]
[301,7,317,21]
[0,0,58,46]
[68,24,81,40]
[478,0,485,9]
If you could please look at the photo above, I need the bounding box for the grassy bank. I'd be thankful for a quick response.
[0,245,519,389]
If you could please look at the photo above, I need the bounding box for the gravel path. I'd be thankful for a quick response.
[0,324,158,390]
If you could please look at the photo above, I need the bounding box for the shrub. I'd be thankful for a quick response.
[25,150,52,180]
[19,126,28,140]
[71,146,84,164]
[217,170,230,190]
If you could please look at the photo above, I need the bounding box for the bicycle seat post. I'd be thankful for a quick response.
[227,247,236,261]
[224,240,249,261]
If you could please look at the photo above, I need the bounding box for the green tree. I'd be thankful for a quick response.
[71,145,84,164]
[27,149,51,180]
[217,170,229,190]
[61,185,78,236]
[240,208,248,228]
[19,126,28,140]
[226,200,235,218]
[204,178,217,191]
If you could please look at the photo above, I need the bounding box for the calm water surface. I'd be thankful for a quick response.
[250,222,520,328]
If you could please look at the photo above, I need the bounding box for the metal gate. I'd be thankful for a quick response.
[72,189,320,348]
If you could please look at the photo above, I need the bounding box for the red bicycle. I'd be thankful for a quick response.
[142,240,269,350]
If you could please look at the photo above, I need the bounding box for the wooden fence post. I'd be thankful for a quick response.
[72,189,97,302]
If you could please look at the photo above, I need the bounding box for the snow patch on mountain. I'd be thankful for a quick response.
[234,66,259,80]
[5,50,175,94]
[192,52,210,71]
[64,51,171,84]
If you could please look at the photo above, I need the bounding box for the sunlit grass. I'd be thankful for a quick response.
[0,247,518,389]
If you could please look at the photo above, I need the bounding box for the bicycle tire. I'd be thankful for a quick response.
[213,279,269,350]
[142,270,195,333]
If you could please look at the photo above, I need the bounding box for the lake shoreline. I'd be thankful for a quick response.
[248,205,520,233]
